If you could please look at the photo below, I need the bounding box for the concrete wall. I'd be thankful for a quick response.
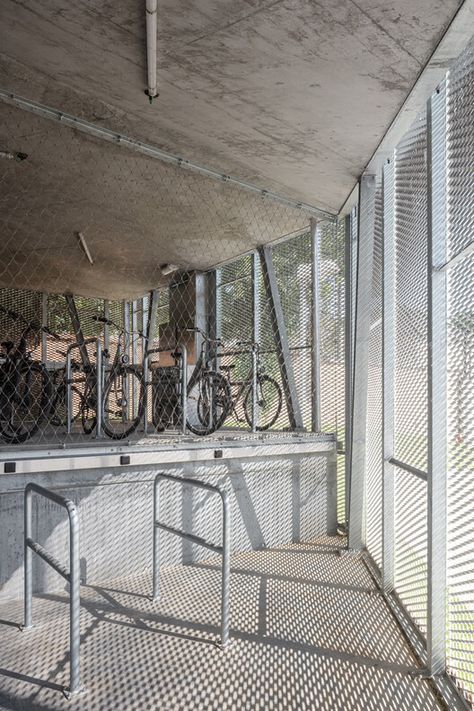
[0,449,335,601]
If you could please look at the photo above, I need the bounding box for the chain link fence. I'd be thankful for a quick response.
[0,98,344,450]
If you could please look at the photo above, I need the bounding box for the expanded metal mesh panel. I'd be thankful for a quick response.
[320,221,345,439]
[365,183,383,568]
[446,37,474,262]
[446,38,474,701]
[394,467,428,634]
[393,115,428,472]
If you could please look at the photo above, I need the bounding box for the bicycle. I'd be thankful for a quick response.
[49,349,97,434]
[92,315,145,440]
[184,327,231,436]
[219,340,282,431]
[0,306,57,444]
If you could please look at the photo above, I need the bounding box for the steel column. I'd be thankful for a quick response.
[258,245,304,431]
[251,252,260,432]
[143,290,158,433]
[310,218,322,433]
[348,174,376,550]
[427,84,448,676]
[344,213,354,526]
[382,159,396,592]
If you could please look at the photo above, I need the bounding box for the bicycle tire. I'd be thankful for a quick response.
[0,362,53,444]
[81,380,97,435]
[102,367,143,440]
[243,375,282,431]
[50,384,82,427]
[187,371,231,436]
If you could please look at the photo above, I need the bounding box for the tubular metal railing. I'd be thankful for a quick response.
[152,471,231,647]
[22,482,84,697]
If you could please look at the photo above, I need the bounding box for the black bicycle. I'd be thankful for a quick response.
[185,327,231,436]
[0,306,56,444]
[93,315,145,440]
[49,350,97,434]
[220,340,282,431]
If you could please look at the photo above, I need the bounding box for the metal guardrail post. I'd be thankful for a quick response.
[251,345,258,433]
[152,472,231,648]
[179,343,188,435]
[95,338,102,438]
[22,483,84,697]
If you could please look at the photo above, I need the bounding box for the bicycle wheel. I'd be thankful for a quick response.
[102,367,143,439]
[243,375,282,431]
[187,371,231,436]
[81,380,97,435]
[0,362,53,444]
[50,384,82,427]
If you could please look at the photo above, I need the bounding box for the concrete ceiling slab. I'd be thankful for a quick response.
[0,0,464,214]
[0,102,309,300]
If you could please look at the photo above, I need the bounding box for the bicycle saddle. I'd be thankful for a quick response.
[220,364,235,371]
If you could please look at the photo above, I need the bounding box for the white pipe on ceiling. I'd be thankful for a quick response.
[146,0,158,103]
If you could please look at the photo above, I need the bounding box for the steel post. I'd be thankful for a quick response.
[310,218,322,433]
[348,174,376,551]
[427,84,448,676]
[95,338,102,438]
[382,159,396,593]
[221,492,231,647]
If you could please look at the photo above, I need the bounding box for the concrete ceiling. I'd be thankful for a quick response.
[0,0,467,298]
[0,0,464,213]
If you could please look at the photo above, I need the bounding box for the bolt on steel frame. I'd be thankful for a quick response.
[23,483,84,697]
[152,471,231,648]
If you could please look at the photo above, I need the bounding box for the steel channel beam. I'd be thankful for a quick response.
[348,174,376,550]
[310,218,322,433]
[258,245,304,431]
[426,84,448,677]
[382,159,396,592]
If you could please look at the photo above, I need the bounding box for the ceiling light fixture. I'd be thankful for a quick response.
[0,150,28,161]
[160,263,180,276]
[76,232,94,265]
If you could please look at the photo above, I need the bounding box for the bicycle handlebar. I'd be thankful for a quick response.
[0,305,60,340]
[92,314,147,341]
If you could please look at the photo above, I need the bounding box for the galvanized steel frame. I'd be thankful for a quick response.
[23,482,84,697]
[152,471,231,648]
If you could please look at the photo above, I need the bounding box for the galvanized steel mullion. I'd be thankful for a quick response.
[382,159,396,593]
[348,175,376,550]
[427,83,448,677]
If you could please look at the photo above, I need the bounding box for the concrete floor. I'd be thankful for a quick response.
[0,536,442,711]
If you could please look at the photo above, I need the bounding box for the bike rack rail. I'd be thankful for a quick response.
[152,471,231,647]
[66,337,102,437]
[23,483,84,697]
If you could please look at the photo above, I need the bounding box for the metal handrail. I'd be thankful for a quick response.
[66,337,102,436]
[23,483,84,697]
[152,472,231,648]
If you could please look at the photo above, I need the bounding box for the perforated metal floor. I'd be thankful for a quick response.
[0,536,442,711]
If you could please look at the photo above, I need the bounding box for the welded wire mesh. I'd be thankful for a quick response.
[0,98,344,448]
[446,36,474,705]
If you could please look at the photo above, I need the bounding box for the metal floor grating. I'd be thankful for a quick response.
[0,536,442,711]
